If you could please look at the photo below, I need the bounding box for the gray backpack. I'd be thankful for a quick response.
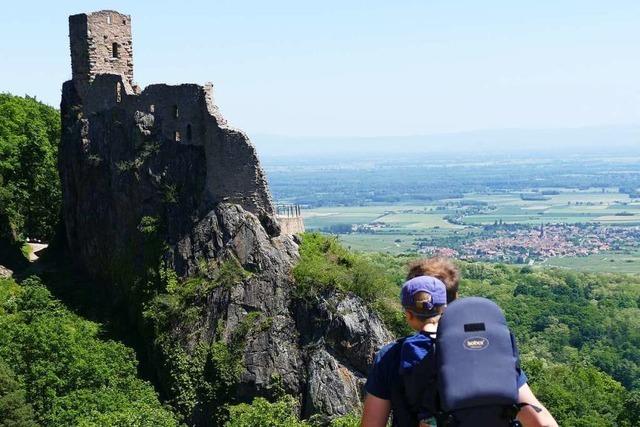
[399,297,527,427]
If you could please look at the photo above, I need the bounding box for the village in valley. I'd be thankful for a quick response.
[419,222,640,264]
[285,173,640,272]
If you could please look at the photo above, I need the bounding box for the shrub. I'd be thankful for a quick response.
[529,362,627,427]
[293,233,407,335]
[0,360,37,427]
[0,276,178,426]
[226,395,361,427]
[227,396,307,427]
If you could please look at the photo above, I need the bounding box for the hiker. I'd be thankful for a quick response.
[361,258,558,427]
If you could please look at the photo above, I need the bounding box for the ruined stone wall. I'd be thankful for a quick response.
[278,216,305,235]
[62,8,277,277]
[77,72,274,216]
[87,78,211,148]
[67,9,274,220]
[61,71,276,277]
[69,11,133,96]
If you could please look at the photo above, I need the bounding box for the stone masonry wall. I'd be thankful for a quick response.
[69,11,134,96]
[278,216,305,235]
[87,74,273,214]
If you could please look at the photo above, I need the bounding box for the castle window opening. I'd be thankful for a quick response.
[187,124,192,141]
[107,15,112,24]
[116,82,122,103]
[174,131,181,142]
[173,105,179,118]
[112,43,119,58]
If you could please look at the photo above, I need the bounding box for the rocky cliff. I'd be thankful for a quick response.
[58,10,392,425]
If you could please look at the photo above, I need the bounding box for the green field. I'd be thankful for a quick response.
[304,190,640,231]
[303,206,390,229]
[337,233,417,254]
[543,251,640,274]
[301,189,640,273]
[459,190,640,225]
[377,213,463,229]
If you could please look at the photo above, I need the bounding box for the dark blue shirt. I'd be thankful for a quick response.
[365,332,528,401]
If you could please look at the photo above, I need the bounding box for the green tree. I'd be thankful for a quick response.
[530,363,626,427]
[617,391,640,427]
[0,276,179,426]
[226,395,360,427]
[0,361,37,427]
[227,396,307,427]
[0,94,61,264]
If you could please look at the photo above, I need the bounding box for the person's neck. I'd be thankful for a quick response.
[421,323,438,333]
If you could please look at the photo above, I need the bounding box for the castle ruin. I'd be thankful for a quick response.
[64,9,304,220]
[57,12,380,425]
[276,204,306,235]
[60,10,303,279]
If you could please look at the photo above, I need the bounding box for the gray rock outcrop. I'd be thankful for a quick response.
[58,10,393,425]
[0,265,13,279]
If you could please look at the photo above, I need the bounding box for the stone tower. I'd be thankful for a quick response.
[69,10,134,96]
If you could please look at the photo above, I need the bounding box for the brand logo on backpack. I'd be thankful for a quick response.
[463,337,489,350]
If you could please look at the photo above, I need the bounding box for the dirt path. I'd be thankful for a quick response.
[27,243,48,262]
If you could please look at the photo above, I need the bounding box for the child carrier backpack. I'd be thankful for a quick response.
[399,297,524,427]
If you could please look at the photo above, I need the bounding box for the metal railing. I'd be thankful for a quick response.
[276,204,302,217]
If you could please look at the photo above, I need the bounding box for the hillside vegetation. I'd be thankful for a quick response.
[0,94,61,266]
[287,233,640,427]
[0,276,179,426]
[2,234,639,426]
[172,232,640,426]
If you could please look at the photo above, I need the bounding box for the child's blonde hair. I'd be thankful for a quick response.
[407,257,460,304]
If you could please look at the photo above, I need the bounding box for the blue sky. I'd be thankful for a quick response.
[2,1,640,137]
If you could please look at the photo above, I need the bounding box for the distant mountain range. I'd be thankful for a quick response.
[251,125,640,159]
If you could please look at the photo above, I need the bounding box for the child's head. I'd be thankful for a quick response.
[407,257,460,304]
[400,276,447,331]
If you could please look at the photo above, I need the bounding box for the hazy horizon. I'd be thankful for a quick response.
[253,124,640,159]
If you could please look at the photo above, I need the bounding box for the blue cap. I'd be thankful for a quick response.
[401,275,447,311]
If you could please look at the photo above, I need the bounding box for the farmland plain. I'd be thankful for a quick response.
[267,154,640,273]
[301,189,640,272]
[304,190,640,230]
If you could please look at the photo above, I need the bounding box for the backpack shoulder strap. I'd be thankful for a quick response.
[401,334,441,425]
[389,337,419,427]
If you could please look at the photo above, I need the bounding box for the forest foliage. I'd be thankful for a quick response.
[0,94,61,242]
[0,276,179,426]
[0,94,61,267]
[3,231,638,426]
